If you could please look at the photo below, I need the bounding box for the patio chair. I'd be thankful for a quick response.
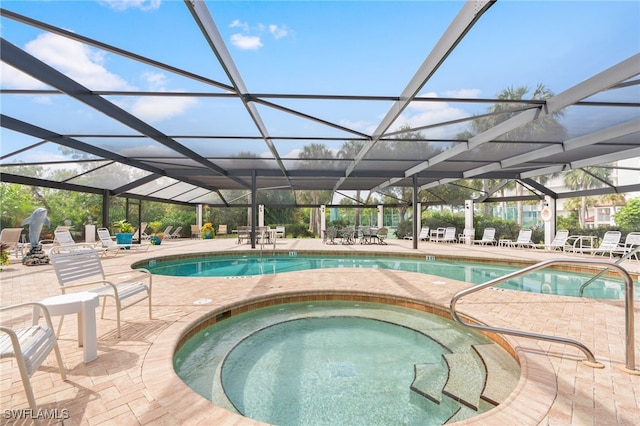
[404,227,429,241]
[218,224,228,236]
[340,227,355,244]
[131,223,149,242]
[191,224,201,239]
[236,226,251,244]
[569,230,622,258]
[373,227,389,244]
[612,232,640,262]
[275,226,285,238]
[532,230,569,251]
[507,229,533,249]
[165,226,182,239]
[458,228,475,244]
[49,229,99,255]
[472,228,496,245]
[0,227,25,258]
[429,227,446,241]
[433,227,457,243]
[324,227,337,244]
[50,249,152,338]
[160,226,173,238]
[1,302,66,415]
[97,228,148,253]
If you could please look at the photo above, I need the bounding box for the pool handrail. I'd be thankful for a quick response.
[579,245,640,297]
[450,258,636,373]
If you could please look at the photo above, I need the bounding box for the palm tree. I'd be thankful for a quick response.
[460,84,566,224]
[563,167,612,227]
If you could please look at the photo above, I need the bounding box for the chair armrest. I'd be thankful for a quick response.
[104,268,152,290]
[0,302,56,330]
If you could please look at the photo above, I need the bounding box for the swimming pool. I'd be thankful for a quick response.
[174,301,520,425]
[139,252,638,300]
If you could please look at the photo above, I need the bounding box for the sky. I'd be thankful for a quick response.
[1,0,639,161]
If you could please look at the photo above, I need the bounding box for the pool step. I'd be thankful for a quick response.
[410,362,448,404]
[442,352,485,411]
[472,343,520,406]
[410,343,519,422]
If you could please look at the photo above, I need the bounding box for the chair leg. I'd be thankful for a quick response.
[56,315,65,337]
[52,340,67,381]
[115,299,122,338]
[14,356,39,416]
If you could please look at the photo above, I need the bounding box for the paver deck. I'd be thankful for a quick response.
[1,237,638,425]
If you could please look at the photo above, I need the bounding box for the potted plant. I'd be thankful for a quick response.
[113,219,134,247]
[201,223,215,239]
[150,233,164,245]
[0,242,9,271]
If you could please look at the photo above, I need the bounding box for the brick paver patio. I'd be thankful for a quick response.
[1,237,638,425]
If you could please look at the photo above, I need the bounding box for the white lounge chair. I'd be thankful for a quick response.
[532,230,570,251]
[507,229,533,249]
[165,226,182,239]
[49,229,98,255]
[405,227,430,241]
[1,302,66,414]
[97,227,148,253]
[0,227,25,258]
[50,249,152,338]
[612,232,640,262]
[433,227,457,243]
[473,228,496,245]
[566,230,622,258]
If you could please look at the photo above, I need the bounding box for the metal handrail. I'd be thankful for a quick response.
[450,258,636,372]
[579,245,640,296]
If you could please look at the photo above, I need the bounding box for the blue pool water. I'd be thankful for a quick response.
[174,301,518,425]
[142,253,638,300]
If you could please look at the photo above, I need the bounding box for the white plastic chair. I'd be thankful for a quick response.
[473,228,496,245]
[433,227,457,243]
[509,229,533,248]
[50,250,152,338]
[1,302,66,415]
[0,227,25,258]
[49,228,97,255]
[532,230,569,251]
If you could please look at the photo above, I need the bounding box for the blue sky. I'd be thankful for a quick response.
[1,0,639,159]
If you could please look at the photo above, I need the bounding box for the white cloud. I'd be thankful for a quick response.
[5,33,196,123]
[0,63,48,90]
[444,88,481,98]
[229,19,249,32]
[391,91,471,137]
[99,0,161,12]
[339,119,378,135]
[230,33,263,50]
[269,24,288,40]
[229,20,290,50]
[128,72,198,122]
[23,32,133,91]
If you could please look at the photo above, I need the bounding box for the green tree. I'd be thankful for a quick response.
[298,143,335,235]
[338,140,366,227]
[0,183,38,228]
[563,167,612,227]
[613,198,640,230]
